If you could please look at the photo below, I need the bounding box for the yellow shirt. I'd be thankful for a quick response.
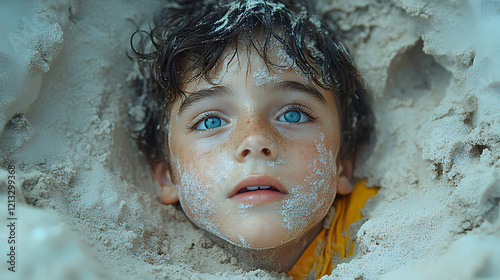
[287,181,378,280]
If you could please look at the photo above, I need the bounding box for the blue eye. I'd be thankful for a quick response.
[195,116,227,130]
[279,110,309,123]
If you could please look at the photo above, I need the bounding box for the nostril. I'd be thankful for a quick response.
[262,148,270,156]
[241,149,250,157]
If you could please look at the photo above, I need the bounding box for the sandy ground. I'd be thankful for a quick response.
[1,0,500,279]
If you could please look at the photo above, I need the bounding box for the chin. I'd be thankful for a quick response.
[224,222,293,249]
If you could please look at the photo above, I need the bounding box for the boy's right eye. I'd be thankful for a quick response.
[195,116,228,130]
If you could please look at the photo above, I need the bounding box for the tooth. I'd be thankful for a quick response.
[246,186,259,191]
[259,186,271,190]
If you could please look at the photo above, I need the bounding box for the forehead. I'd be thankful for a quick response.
[173,46,340,123]
[181,44,321,93]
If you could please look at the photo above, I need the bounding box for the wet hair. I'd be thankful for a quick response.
[129,0,373,163]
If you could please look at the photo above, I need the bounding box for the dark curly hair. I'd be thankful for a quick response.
[129,0,373,163]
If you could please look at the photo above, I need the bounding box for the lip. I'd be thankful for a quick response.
[229,176,288,204]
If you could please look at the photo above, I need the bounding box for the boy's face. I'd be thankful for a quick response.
[164,48,343,249]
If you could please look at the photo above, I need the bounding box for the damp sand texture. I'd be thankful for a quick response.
[1,0,500,280]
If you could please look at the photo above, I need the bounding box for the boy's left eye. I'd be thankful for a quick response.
[278,110,309,123]
[195,116,228,130]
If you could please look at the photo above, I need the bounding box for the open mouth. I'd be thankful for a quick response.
[230,176,287,204]
[236,185,282,194]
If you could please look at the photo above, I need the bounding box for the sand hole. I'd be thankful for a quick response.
[386,40,451,105]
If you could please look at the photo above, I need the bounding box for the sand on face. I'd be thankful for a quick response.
[0,0,499,279]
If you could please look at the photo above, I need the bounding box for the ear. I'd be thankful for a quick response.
[151,161,179,204]
[337,159,354,195]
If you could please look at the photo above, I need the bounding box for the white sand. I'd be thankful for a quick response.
[0,0,499,279]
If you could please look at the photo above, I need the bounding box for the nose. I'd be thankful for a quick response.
[234,126,278,162]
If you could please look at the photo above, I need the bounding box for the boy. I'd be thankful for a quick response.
[130,0,377,278]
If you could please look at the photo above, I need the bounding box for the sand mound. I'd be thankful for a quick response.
[1,0,499,279]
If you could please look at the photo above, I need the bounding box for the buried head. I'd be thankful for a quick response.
[159,47,353,249]
[133,0,371,250]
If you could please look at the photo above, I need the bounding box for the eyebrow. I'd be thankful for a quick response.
[176,81,327,118]
[272,81,327,104]
[177,85,233,117]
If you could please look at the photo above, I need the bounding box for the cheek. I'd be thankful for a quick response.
[284,136,338,189]
[172,140,231,184]
[280,134,339,234]
[175,157,216,229]
[169,143,232,229]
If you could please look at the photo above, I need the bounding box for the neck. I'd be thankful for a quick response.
[210,222,323,273]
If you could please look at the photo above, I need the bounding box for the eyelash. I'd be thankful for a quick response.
[187,104,317,132]
[280,104,318,124]
[187,111,225,132]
